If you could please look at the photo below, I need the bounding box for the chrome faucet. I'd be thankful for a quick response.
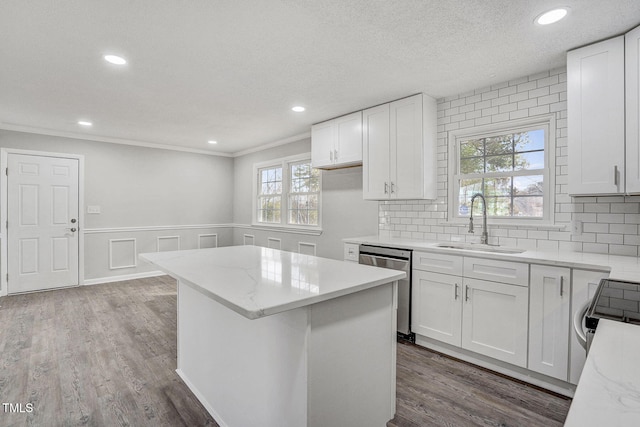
[469,193,489,245]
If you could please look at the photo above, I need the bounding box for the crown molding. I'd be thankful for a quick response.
[0,123,311,158]
[231,132,311,157]
[0,123,233,157]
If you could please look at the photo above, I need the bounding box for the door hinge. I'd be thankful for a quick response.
[5,167,7,176]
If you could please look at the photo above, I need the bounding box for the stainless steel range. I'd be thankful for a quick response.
[577,278,640,352]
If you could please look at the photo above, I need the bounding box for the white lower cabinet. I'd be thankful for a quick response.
[412,270,462,346]
[528,265,571,380]
[461,278,529,368]
[412,255,529,368]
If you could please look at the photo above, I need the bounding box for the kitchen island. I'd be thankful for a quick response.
[565,319,640,426]
[140,245,405,427]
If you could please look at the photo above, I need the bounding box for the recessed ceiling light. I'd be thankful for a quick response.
[535,7,569,25]
[104,54,127,65]
[292,106,305,112]
[208,140,218,144]
[78,120,93,127]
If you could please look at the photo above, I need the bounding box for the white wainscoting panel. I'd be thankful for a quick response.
[267,237,282,250]
[157,236,181,252]
[198,233,218,249]
[298,242,317,256]
[244,234,255,246]
[109,238,137,270]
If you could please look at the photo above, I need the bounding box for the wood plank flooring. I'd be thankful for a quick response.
[0,277,571,427]
[389,342,571,427]
[0,276,217,427]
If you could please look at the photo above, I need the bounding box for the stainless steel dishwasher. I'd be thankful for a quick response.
[359,244,413,342]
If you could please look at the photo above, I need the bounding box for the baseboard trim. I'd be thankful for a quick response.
[83,270,165,286]
[414,335,576,398]
[176,369,228,427]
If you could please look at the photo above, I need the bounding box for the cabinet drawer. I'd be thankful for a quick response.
[343,243,359,262]
[413,251,463,275]
[463,257,529,287]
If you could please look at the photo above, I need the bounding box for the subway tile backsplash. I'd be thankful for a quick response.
[379,68,640,257]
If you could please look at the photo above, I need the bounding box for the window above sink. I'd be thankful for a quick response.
[447,115,557,227]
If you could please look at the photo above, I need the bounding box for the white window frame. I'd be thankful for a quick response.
[447,114,556,226]
[252,153,322,232]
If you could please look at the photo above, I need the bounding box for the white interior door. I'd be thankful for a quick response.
[8,153,79,293]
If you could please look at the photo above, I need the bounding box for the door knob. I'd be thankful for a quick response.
[71,218,77,223]
[69,228,77,233]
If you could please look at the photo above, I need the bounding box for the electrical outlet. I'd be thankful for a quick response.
[87,205,101,214]
[572,219,583,235]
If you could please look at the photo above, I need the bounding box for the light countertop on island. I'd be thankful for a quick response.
[140,245,402,427]
[565,319,640,426]
[140,245,405,319]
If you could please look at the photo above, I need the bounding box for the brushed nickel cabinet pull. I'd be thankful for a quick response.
[560,276,564,297]
[465,285,469,302]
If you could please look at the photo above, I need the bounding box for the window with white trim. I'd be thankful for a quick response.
[449,116,555,224]
[254,154,321,229]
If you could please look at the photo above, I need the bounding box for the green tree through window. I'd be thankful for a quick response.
[457,129,545,218]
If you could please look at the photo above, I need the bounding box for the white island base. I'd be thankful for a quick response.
[177,280,398,427]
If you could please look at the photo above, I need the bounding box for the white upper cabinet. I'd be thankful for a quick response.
[363,93,437,200]
[626,25,640,193]
[362,103,391,199]
[568,24,640,196]
[567,35,625,195]
[311,111,363,169]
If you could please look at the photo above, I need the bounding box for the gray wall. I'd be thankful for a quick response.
[232,138,379,259]
[0,130,375,288]
[0,130,235,282]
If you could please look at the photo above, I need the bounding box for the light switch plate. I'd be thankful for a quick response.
[87,205,101,214]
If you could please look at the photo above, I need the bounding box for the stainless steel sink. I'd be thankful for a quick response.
[435,242,526,254]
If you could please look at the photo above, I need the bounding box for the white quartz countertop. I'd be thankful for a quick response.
[565,319,640,426]
[344,235,640,281]
[140,246,405,320]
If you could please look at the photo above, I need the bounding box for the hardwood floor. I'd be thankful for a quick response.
[0,277,571,427]
[389,342,572,427]
[0,276,217,427]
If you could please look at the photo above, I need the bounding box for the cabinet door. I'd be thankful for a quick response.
[412,270,462,346]
[528,265,571,380]
[363,104,391,199]
[567,36,625,195]
[334,111,363,167]
[569,269,609,385]
[390,94,424,199]
[461,278,529,367]
[626,25,640,194]
[311,120,335,169]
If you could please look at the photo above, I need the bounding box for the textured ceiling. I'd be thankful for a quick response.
[1,0,639,155]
